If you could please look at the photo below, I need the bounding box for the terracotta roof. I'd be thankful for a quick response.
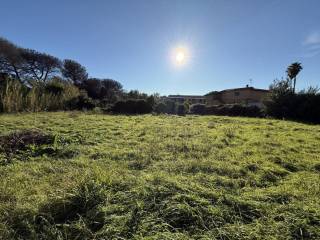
[221,87,269,92]
[206,87,269,96]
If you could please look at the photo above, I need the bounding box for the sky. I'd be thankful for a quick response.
[0,0,319,95]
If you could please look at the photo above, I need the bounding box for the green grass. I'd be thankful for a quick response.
[0,112,319,239]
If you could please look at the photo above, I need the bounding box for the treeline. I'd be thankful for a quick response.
[0,37,162,113]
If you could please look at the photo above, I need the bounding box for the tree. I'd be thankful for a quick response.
[0,37,24,82]
[82,78,101,99]
[82,78,123,101]
[62,59,88,86]
[21,49,61,83]
[264,78,294,118]
[265,79,320,122]
[99,79,123,103]
[126,90,148,100]
[286,62,303,93]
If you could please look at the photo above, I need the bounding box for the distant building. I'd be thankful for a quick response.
[166,95,206,104]
[205,85,270,107]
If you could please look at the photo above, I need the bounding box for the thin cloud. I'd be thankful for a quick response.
[308,44,320,50]
[302,31,320,58]
[304,31,320,45]
[303,49,320,58]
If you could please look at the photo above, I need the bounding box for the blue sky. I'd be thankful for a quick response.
[1,0,319,95]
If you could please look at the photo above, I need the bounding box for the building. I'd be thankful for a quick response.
[205,85,269,107]
[166,95,206,104]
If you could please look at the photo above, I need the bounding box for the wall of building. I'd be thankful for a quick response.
[206,89,269,106]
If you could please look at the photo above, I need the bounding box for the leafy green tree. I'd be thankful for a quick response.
[126,90,148,99]
[264,78,294,118]
[0,37,25,82]
[62,59,88,86]
[83,78,123,102]
[21,49,61,83]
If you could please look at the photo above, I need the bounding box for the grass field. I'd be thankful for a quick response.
[0,112,319,239]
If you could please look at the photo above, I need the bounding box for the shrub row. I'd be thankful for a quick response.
[265,92,320,123]
[190,103,263,117]
[264,80,320,123]
[111,99,153,114]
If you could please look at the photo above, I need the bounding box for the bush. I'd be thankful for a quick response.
[264,79,293,119]
[65,94,96,110]
[265,80,320,123]
[111,99,152,114]
[154,102,167,114]
[190,104,206,115]
[27,82,80,112]
[165,100,177,114]
[154,100,176,114]
[45,82,64,95]
[154,100,181,114]
[205,104,262,117]
[176,104,187,116]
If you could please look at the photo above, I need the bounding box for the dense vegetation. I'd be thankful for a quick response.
[0,113,319,239]
[0,37,159,113]
[190,104,263,117]
[264,79,320,123]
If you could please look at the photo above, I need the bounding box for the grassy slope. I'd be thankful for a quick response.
[0,112,319,239]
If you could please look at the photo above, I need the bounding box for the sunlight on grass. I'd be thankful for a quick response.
[0,112,319,239]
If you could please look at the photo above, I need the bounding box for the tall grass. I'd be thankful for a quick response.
[0,78,79,113]
[0,79,25,112]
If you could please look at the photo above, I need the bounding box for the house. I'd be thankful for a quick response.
[205,85,269,107]
[166,95,206,104]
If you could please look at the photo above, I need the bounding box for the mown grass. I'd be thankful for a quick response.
[0,112,319,239]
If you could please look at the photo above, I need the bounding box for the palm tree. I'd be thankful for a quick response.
[286,62,303,93]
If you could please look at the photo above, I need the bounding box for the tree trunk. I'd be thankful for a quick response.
[293,77,296,93]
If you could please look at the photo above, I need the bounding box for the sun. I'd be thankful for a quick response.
[176,51,186,63]
[171,46,190,67]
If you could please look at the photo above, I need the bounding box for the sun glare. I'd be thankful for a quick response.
[176,51,185,63]
[171,46,190,67]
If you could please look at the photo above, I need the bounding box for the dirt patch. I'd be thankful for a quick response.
[0,129,79,164]
[0,130,54,155]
